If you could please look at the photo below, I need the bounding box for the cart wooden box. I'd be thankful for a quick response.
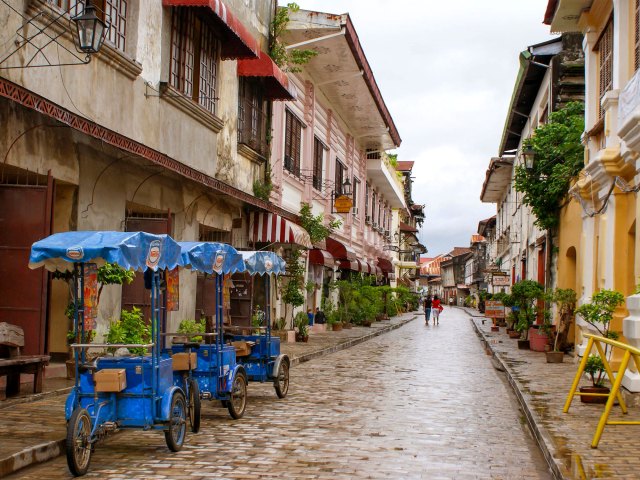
[172,352,197,371]
[94,368,126,392]
[231,341,254,357]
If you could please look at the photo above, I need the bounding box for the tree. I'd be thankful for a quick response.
[299,203,342,244]
[280,249,305,328]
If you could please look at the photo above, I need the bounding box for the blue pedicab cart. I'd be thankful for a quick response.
[166,241,249,422]
[28,231,187,476]
[224,251,290,398]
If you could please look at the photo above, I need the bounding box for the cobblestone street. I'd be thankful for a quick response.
[9,309,551,479]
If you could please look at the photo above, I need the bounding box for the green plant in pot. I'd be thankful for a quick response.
[545,288,577,362]
[176,318,205,343]
[510,280,545,345]
[293,311,309,342]
[580,354,610,403]
[106,307,151,356]
[575,289,624,402]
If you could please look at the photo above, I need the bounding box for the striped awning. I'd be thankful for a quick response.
[249,212,312,249]
[326,237,357,261]
[377,257,393,273]
[338,259,363,272]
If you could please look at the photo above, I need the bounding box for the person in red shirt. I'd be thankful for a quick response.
[432,295,443,324]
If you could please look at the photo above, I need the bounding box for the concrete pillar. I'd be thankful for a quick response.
[622,294,640,391]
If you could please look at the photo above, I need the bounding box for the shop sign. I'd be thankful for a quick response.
[492,273,510,286]
[485,300,505,318]
[334,195,353,213]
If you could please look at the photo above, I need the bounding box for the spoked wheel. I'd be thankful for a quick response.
[66,407,93,477]
[187,378,201,433]
[227,372,247,419]
[274,361,290,399]
[164,391,187,452]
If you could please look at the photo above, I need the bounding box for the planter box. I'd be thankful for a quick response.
[546,351,564,363]
[517,340,530,350]
[94,368,126,392]
[490,326,500,332]
[172,352,197,371]
[508,331,521,339]
[331,323,343,331]
[580,385,610,404]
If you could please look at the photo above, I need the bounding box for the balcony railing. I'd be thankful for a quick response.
[238,98,268,157]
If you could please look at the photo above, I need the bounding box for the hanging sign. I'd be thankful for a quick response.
[485,300,505,318]
[334,195,353,214]
[492,273,510,287]
[166,268,180,311]
[83,263,98,330]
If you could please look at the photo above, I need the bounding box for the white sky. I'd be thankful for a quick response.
[296,0,556,257]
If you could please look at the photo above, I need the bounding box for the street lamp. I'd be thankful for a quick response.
[73,2,107,54]
[341,177,352,196]
[522,146,536,170]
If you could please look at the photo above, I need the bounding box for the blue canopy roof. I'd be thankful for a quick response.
[179,242,246,275]
[240,251,286,276]
[29,231,183,272]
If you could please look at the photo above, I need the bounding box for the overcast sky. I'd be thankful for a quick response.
[297,0,555,257]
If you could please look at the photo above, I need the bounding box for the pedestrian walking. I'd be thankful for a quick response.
[423,296,432,325]
[432,295,443,324]
[314,307,326,324]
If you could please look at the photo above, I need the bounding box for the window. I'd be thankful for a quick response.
[352,177,360,213]
[238,78,267,156]
[372,191,377,224]
[636,0,640,71]
[595,17,613,118]
[365,183,370,220]
[49,1,127,53]
[312,137,324,190]
[335,160,346,195]
[366,149,381,160]
[170,8,220,115]
[284,110,302,176]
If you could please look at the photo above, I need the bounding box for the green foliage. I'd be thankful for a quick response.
[177,318,205,343]
[273,317,287,331]
[106,307,151,355]
[270,3,318,73]
[584,355,606,387]
[492,292,513,307]
[510,280,545,339]
[281,249,305,327]
[575,289,624,340]
[547,288,577,351]
[253,178,273,201]
[293,311,309,337]
[514,102,585,231]
[387,153,398,168]
[299,203,342,244]
[97,263,135,287]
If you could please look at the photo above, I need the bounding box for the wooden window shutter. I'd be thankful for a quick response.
[596,17,613,118]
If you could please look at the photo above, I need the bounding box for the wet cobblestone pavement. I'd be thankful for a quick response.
[6,307,551,479]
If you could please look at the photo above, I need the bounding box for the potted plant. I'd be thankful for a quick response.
[174,318,205,344]
[510,280,545,349]
[530,312,551,352]
[106,307,151,356]
[580,355,610,403]
[545,288,577,363]
[575,289,624,400]
[272,317,291,342]
[293,311,309,342]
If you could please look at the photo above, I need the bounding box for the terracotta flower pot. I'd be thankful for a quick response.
[508,331,521,339]
[529,328,550,352]
[331,323,343,331]
[580,385,610,404]
[517,339,530,350]
[490,326,500,332]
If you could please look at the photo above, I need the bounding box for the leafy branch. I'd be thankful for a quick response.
[270,3,318,73]
[514,102,585,231]
[299,203,342,244]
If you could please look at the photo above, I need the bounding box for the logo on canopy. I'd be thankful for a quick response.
[213,251,226,274]
[264,258,273,272]
[146,240,162,269]
[66,246,84,260]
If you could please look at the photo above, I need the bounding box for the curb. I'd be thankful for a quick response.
[0,314,416,478]
[290,315,417,366]
[469,315,565,480]
[0,440,65,478]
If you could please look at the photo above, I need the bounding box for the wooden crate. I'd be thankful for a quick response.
[172,352,197,371]
[94,369,126,392]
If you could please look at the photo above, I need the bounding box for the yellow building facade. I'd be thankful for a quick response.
[546,0,640,390]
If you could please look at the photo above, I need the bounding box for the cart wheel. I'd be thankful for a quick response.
[187,378,201,434]
[66,407,92,477]
[274,361,290,399]
[164,391,187,452]
[227,372,247,420]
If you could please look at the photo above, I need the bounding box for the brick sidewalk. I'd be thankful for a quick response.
[0,312,416,478]
[467,307,640,480]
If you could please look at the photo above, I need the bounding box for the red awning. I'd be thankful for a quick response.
[365,261,376,275]
[375,266,382,276]
[326,237,357,261]
[238,51,295,101]
[249,212,312,249]
[163,0,260,59]
[338,259,362,272]
[309,249,334,267]
[377,257,393,273]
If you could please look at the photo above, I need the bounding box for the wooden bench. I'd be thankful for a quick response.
[0,323,50,398]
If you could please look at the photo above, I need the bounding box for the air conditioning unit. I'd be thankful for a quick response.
[352,207,359,216]
[384,229,390,237]
[365,215,371,224]
[372,221,378,228]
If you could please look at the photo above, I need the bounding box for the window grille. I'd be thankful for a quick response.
[284,110,302,176]
[596,17,613,119]
[352,177,360,212]
[312,137,324,190]
[238,79,267,156]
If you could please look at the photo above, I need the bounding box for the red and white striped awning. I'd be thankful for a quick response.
[249,212,312,249]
